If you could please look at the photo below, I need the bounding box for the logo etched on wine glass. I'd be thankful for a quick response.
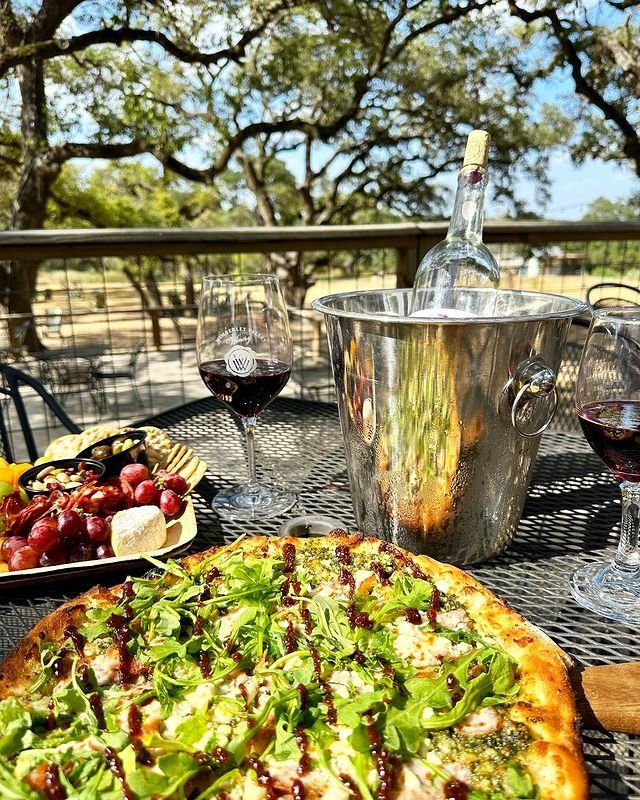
[224,345,257,377]
[215,326,265,345]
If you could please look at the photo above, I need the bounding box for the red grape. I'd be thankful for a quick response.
[163,473,189,495]
[9,546,40,571]
[40,544,68,567]
[1,536,28,562]
[28,519,61,554]
[159,489,182,516]
[32,517,58,532]
[85,516,109,543]
[57,509,83,538]
[134,480,160,506]
[120,463,149,486]
[96,544,114,559]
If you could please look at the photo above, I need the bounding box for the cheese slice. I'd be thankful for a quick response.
[110,505,167,556]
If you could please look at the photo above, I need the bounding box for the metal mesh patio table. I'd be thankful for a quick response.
[0,396,638,798]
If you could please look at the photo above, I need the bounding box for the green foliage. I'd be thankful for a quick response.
[48,162,245,229]
[583,194,640,223]
[1,0,581,234]
[582,194,640,275]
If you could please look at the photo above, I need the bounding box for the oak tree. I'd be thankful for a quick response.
[1,0,638,344]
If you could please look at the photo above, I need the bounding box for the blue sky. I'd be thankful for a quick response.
[427,153,638,221]
[496,20,639,219]
[488,154,637,219]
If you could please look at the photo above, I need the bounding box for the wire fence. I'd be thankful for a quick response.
[0,222,638,459]
[0,250,400,459]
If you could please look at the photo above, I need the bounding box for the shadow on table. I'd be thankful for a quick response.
[505,446,620,564]
[584,728,640,799]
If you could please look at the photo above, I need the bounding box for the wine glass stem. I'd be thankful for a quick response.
[242,416,258,484]
[616,482,640,575]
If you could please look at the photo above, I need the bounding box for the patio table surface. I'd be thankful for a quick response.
[0,395,638,798]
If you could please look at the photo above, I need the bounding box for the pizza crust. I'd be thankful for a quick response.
[0,586,120,697]
[407,551,588,800]
[0,533,588,799]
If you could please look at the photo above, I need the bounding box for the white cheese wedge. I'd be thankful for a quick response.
[110,505,167,557]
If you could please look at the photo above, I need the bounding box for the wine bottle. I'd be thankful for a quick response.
[409,130,499,315]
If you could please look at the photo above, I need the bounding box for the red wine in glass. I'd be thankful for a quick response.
[570,307,640,624]
[578,400,640,483]
[197,273,295,521]
[199,359,291,418]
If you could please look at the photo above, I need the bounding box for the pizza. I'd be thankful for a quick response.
[0,534,587,800]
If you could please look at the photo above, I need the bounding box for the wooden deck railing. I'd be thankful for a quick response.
[1,221,639,430]
[1,221,639,285]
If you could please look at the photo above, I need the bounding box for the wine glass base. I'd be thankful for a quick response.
[212,482,296,521]
[569,561,640,624]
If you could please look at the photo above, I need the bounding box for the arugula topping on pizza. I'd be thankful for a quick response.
[0,535,587,800]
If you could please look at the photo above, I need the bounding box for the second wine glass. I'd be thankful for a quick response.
[196,274,295,520]
[571,307,640,623]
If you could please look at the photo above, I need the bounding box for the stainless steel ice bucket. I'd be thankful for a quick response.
[312,288,587,564]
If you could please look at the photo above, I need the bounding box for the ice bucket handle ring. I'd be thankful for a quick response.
[507,356,558,439]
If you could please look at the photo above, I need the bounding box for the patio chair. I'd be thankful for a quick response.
[586,282,640,309]
[91,342,145,405]
[40,356,106,415]
[0,364,81,462]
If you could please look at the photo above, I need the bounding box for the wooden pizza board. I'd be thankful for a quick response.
[571,662,640,734]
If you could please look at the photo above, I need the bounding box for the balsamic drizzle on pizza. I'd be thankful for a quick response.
[0,535,587,800]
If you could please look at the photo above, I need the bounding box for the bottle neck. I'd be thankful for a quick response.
[446,167,488,244]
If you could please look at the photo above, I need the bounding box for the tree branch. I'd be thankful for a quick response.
[33,0,85,38]
[49,188,95,224]
[0,0,291,78]
[0,0,21,46]
[0,150,20,168]
[605,0,640,9]
[506,0,553,23]
[299,137,315,224]
[388,0,495,62]
[315,149,372,224]
[315,0,496,146]
[509,3,640,176]
[547,9,640,175]
[47,140,149,163]
[597,29,640,93]
[238,151,278,226]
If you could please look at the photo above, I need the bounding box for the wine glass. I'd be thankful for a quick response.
[571,307,640,623]
[196,274,295,520]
